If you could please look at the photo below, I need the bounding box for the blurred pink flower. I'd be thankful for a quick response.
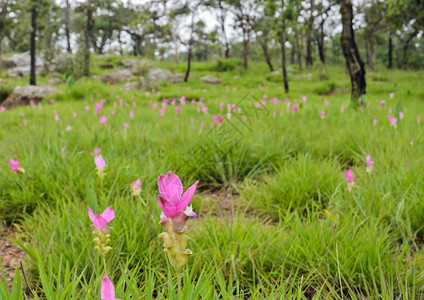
[100,116,107,125]
[94,103,102,114]
[124,123,128,129]
[399,112,404,120]
[388,114,397,127]
[129,111,134,119]
[73,112,77,117]
[340,105,345,112]
[101,275,119,300]
[0,106,5,112]
[85,106,90,111]
[366,155,374,173]
[94,154,106,171]
[324,99,329,105]
[131,179,142,196]
[389,92,394,99]
[379,100,385,107]
[92,147,101,156]
[159,107,165,116]
[320,111,325,119]
[54,114,60,121]
[373,119,378,126]
[88,207,114,232]
[417,117,420,124]
[345,169,356,183]
[212,115,224,124]
[220,103,224,111]
[23,119,28,126]
[175,107,181,116]
[8,159,19,172]
[66,125,72,131]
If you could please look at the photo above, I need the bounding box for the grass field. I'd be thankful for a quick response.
[1,58,424,299]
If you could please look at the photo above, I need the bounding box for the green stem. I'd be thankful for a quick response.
[177,271,182,300]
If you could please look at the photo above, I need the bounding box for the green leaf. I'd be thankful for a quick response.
[10,268,22,300]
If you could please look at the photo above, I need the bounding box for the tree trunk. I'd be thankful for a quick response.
[401,32,417,68]
[84,7,92,76]
[368,33,375,70]
[65,0,71,53]
[255,31,273,72]
[218,0,229,58]
[317,21,325,63]
[339,0,366,100]
[290,43,295,65]
[305,0,315,67]
[280,11,289,93]
[184,46,191,82]
[295,27,302,71]
[30,6,37,86]
[388,32,392,69]
[242,28,248,71]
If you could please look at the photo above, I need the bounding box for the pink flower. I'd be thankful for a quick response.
[95,154,106,171]
[175,107,181,116]
[73,112,77,117]
[61,146,66,153]
[159,107,165,116]
[292,103,298,112]
[388,107,392,113]
[389,92,394,99]
[8,159,19,172]
[399,112,404,120]
[66,125,72,131]
[94,102,102,115]
[212,115,224,124]
[320,111,325,119]
[124,123,128,129]
[366,155,374,172]
[145,92,150,97]
[157,171,199,219]
[388,114,397,127]
[379,100,385,107]
[153,103,158,110]
[324,99,329,105]
[417,117,420,124]
[88,207,114,232]
[263,94,268,100]
[23,119,28,126]
[101,275,119,300]
[340,105,345,112]
[131,179,142,196]
[345,169,356,183]
[219,103,224,111]
[85,106,90,111]
[92,147,101,156]
[0,106,5,112]
[100,116,107,125]
[54,114,60,121]
[373,119,378,126]
[200,121,205,127]
[129,111,134,119]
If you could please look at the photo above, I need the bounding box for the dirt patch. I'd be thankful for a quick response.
[0,229,26,289]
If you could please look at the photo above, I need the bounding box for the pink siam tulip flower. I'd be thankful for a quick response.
[94,103,102,115]
[9,159,19,172]
[92,147,101,157]
[100,99,106,105]
[262,101,266,107]
[124,123,129,129]
[99,116,107,125]
[54,114,60,121]
[324,99,329,105]
[29,99,35,108]
[273,111,277,118]
[200,121,205,127]
[153,103,158,110]
[145,92,150,97]
[23,119,28,126]
[388,107,392,113]
[292,103,299,112]
[366,155,374,173]
[175,107,181,116]
[379,100,385,107]
[399,112,404,120]
[73,112,77,117]
[212,115,224,124]
[320,111,325,119]
[61,146,66,153]
[263,94,268,100]
[389,92,394,99]
[66,125,72,131]
[159,107,165,116]
[49,99,55,104]
[131,179,142,196]
[95,155,106,171]
[129,111,134,119]
[101,275,119,300]
[373,119,378,126]
[417,117,420,124]
[410,135,415,145]
[202,106,208,113]
[157,171,199,231]
[345,169,356,192]
[302,96,307,102]
[119,99,123,106]
[341,105,345,112]
[85,106,90,111]
[219,103,224,111]
[388,114,397,127]
[0,106,5,112]
[88,207,114,232]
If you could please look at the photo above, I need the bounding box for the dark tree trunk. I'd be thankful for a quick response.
[218,0,229,58]
[339,0,366,100]
[388,32,392,69]
[65,0,71,53]
[401,31,417,68]
[242,28,248,71]
[84,7,93,76]
[290,43,295,65]
[30,6,37,86]
[280,11,289,93]
[0,1,7,70]
[295,27,302,71]
[317,21,325,63]
[255,31,273,72]
[305,0,315,66]
[184,46,191,82]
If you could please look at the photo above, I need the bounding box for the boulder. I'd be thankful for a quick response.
[48,77,64,86]
[171,73,185,83]
[122,81,142,91]
[148,68,174,82]
[4,52,44,77]
[1,85,60,109]
[101,69,132,84]
[120,59,150,69]
[201,75,222,84]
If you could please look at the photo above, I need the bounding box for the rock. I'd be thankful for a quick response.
[4,52,44,77]
[100,63,114,69]
[101,69,132,84]
[201,75,222,84]
[148,68,174,82]
[1,85,60,109]
[48,77,64,86]
[120,59,150,69]
[171,73,185,83]
[122,81,141,91]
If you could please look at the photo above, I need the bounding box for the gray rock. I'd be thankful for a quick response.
[148,68,174,82]
[171,73,185,83]
[48,77,64,86]
[1,85,60,109]
[201,75,222,84]
[122,81,141,91]
[4,52,44,77]
[101,69,132,84]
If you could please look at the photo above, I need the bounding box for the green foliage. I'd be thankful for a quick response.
[215,59,243,72]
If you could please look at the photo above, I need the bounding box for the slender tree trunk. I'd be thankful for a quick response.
[280,11,289,93]
[368,33,375,70]
[84,7,92,76]
[254,31,273,72]
[65,0,71,53]
[317,21,325,63]
[395,40,401,68]
[184,46,191,82]
[218,0,229,58]
[305,0,315,66]
[290,43,295,65]
[295,27,302,71]
[242,28,248,71]
[388,32,392,69]
[30,6,37,86]
[339,0,366,100]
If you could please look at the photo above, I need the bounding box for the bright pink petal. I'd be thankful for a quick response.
[158,171,183,200]
[101,275,115,300]
[177,181,199,212]
[88,207,97,224]
[101,206,115,223]
[158,196,178,218]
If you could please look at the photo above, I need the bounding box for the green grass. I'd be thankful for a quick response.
[1,58,424,298]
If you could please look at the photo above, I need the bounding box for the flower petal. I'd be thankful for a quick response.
[88,207,96,224]
[158,196,178,218]
[101,206,115,223]
[158,171,183,200]
[177,180,199,212]
[101,275,115,300]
